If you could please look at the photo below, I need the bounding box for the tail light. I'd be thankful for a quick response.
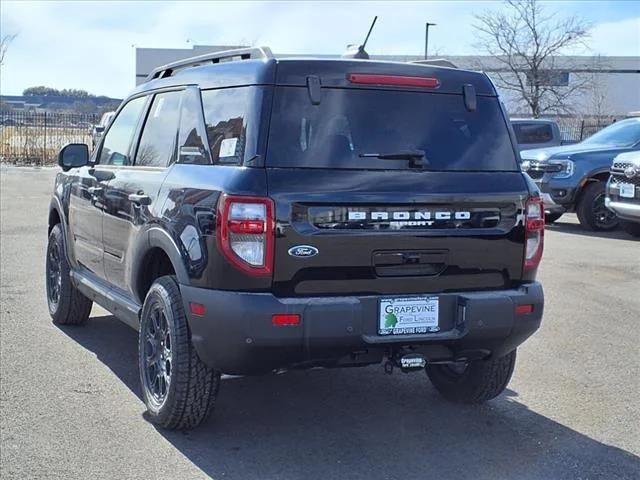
[524,197,545,272]
[216,194,274,276]
[348,73,440,88]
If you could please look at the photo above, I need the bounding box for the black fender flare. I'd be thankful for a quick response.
[575,167,610,206]
[581,167,610,184]
[48,197,75,266]
[145,227,190,285]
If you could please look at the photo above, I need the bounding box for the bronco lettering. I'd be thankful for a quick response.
[348,211,472,221]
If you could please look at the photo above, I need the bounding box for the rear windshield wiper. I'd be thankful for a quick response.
[359,150,427,168]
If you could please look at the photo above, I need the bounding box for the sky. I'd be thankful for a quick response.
[1,0,639,98]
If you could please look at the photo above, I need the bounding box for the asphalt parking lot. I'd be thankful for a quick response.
[1,166,639,480]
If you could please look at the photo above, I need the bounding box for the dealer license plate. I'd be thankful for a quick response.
[619,183,636,198]
[379,296,439,335]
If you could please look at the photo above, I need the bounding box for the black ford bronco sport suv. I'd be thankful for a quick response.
[46,47,544,430]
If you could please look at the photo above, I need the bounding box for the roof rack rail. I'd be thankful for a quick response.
[410,59,458,69]
[145,46,274,82]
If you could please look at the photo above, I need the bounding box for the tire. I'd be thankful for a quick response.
[426,350,516,404]
[545,212,563,224]
[138,275,220,430]
[576,181,619,231]
[621,220,640,238]
[46,224,92,325]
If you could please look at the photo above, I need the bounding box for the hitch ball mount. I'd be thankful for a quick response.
[384,352,427,374]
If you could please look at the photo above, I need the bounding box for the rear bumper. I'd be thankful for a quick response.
[181,283,544,375]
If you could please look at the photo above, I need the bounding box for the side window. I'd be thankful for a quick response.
[98,96,146,166]
[201,88,250,165]
[178,89,211,165]
[135,91,182,168]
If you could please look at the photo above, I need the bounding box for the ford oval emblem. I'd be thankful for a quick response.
[288,245,319,258]
[624,166,638,179]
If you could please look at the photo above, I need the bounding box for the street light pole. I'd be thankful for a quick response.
[424,22,436,60]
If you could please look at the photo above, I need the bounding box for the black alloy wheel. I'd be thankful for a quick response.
[577,181,619,231]
[142,304,173,408]
[592,191,618,230]
[46,238,62,311]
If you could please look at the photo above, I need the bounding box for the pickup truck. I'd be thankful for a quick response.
[520,118,640,228]
[511,119,567,152]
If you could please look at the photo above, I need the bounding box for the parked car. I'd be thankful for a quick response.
[47,47,544,430]
[90,111,116,149]
[511,118,567,151]
[520,118,640,229]
[606,151,640,237]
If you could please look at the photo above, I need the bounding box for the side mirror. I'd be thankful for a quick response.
[58,143,89,171]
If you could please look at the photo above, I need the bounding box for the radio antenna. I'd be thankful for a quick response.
[342,16,378,59]
[361,16,377,51]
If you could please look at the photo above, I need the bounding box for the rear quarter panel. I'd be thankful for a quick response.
[155,164,270,291]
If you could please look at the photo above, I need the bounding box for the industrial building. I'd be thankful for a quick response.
[135,45,640,116]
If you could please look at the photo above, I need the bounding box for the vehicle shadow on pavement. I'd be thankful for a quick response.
[546,221,634,241]
[59,315,640,480]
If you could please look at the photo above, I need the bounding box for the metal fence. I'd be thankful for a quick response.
[0,110,625,166]
[0,111,98,166]
[554,117,617,143]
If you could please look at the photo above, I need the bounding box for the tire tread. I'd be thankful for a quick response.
[426,350,516,404]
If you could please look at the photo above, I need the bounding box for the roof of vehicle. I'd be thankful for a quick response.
[129,48,497,97]
[510,118,559,125]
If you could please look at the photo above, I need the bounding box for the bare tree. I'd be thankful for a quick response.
[586,55,612,120]
[473,0,591,117]
[0,34,17,66]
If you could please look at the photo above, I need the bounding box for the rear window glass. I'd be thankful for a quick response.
[266,87,518,171]
[512,123,553,144]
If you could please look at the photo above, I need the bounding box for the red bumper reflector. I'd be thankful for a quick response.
[348,73,440,88]
[515,304,534,315]
[190,303,206,317]
[272,314,301,326]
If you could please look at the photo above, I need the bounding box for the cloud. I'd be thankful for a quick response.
[1,1,638,98]
[588,16,640,56]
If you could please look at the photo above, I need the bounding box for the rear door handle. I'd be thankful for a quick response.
[87,186,103,195]
[128,193,152,206]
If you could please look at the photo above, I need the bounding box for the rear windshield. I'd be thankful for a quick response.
[512,123,553,144]
[266,87,518,171]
